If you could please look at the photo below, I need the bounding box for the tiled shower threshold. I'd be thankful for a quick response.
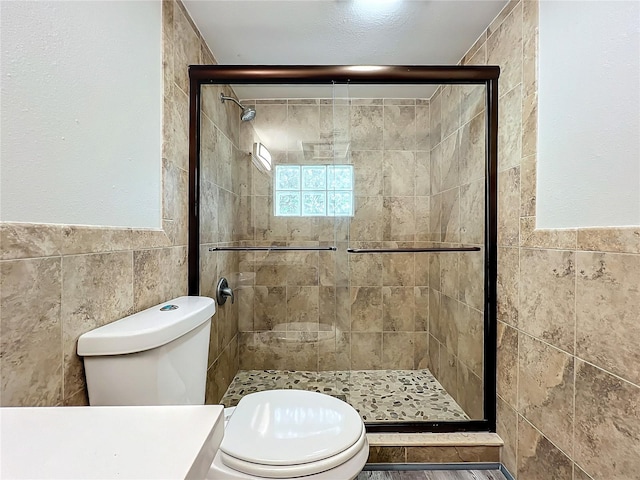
[220,369,469,422]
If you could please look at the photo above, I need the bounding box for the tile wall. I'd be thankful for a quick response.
[462,1,640,478]
[0,1,239,406]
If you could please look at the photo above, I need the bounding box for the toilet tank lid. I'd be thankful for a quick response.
[77,296,215,356]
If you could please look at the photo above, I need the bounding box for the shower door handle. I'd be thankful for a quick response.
[216,278,234,305]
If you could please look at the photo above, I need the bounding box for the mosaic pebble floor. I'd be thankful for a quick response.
[220,369,470,422]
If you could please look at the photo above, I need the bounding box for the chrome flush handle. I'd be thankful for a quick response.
[216,277,234,305]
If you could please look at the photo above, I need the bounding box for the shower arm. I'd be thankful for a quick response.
[220,93,245,109]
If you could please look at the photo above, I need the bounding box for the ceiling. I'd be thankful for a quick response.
[183,0,508,99]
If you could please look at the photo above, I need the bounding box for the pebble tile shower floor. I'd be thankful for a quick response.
[220,369,469,422]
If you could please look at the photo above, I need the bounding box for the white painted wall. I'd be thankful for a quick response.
[1,1,161,228]
[537,0,640,228]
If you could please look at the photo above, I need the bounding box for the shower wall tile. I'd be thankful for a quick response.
[383,197,416,242]
[349,249,383,286]
[487,1,523,95]
[497,397,518,475]
[460,179,485,245]
[352,150,383,196]
[429,88,442,147]
[498,166,520,246]
[430,143,442,195]
[498,84,523,172]
[441,188,460,243]
[440,131,460,191]
[520,216,577,250]
[172,2,201,95]
[383,332,415,369]
[351,332,383,370]
[286,104,320,151]
[497,322,518,409]
[350,287,382,332]
[383,151,416,196]
[497,246,519,327]
[415,196,431,242]
[382,251,415,286]
[415,151,431,196]
[350,105,384,150]
[382,287,415,332]
[520,154,537,217]
[441,85,461,140]
[384,105,416,151]
[458,113,486,185]
[458,250,484,311]
[350,196,384,242]
[416,104,431,151]
[457,362,483,419]
[414,331,430,369]
[576,226,640,254]
[457,305,483,378]
[0,222,62,261]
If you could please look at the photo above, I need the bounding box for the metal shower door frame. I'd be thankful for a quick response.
[187,65,499,434]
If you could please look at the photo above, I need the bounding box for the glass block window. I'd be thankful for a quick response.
[275,165,353,217]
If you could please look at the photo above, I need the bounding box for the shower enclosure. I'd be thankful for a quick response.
[188,66,498,433]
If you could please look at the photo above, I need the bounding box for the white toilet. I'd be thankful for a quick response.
[77,296,368,480]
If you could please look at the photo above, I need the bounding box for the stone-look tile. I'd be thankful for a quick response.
[414,332,430,369]
[520,154,536,217]
[441,85,461,140]
[352,150,383,196]
[459,113,485,185]
[287,104,319,151]
[383,332,414,369]
[349,249,383,286]
[460,179,484,245]
[521,88,537,161]
[460,50,487,125]
[382,287,415,332]
[252,104,288,152]
[383,151,415,196]
[457,362,483,419]
[234,195,253,241]
[457,305,483,378]
[574,361,640,480]
[497,246,519,327]
[430,143,442,195]
[61,252,134,398]
[518,334,574,454]
[199,117,218,185]
[576,227,640,254]
[286,286,319,326]
[415,197,431,242]
[382,252,415,286]
[429,252,441,291]
[351,196,384,242]
[319,331,351,372]
[498,85,523,172]
[253,286,286,331]
[498,166,520,247]
[133,247,188,311]
[429,89,442,148]
[462,30,487,64]
[440,251,459,299]
[416,104,430,151]
[200,181,219,244]
[384,198,416,242]
[518,418,573,480]
[497,397,517,475]
[163,81,189,170]
[439,345,458,398]
[459,250,484,312]
[406,446,499,462]
[576,252,640,385]
[519,249,575,353]
[433,294,459,355]
[429,334,440,378]
[384,105,416,151]
[487,1,523,95]
[429,195,442,244]
[285,333,319,371]
[162,2,174,91]
[253,196,287,242]
[0,223,63,260]
[232,147,252,197]
[351,333,382,370]
[497,322,518,409]
[285,251,319,286]
[350,105,383,150]
[441,188,460,243]
[63,388,89,406]
[367,446,406,463]
[0,258,62,406]
[414,286,429,332]
[350,287,382,332]
[415,151,430,196]
[172,3,201,94]
[574,466,594,480]
[520,217,578,250]
[441,131,460,192]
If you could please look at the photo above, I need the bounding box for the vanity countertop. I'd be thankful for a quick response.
[0,405,224,479]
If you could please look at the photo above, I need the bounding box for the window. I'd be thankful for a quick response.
[274,165,354,217]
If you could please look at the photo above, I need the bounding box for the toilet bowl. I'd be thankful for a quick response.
[77,297,368,479]
[209,390,368,479]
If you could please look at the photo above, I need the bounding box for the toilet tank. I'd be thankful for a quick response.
[77,296,215,406]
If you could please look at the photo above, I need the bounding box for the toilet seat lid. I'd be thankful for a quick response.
[220,390,364,466]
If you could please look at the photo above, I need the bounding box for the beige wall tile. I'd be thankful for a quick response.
[382,252,415,286]
[430,143,442,195]
[286,104,319,151]
[517,417,573,480]
[497,396,518,475]
[367,446,406,463]
[441,85,461,140]
[520,154,536,217]
[498,166,520,247]
[414,286,429,332]
[416,104,431,151]
[518,334,574,454]
[253,286,286,331]
[1,258,62,406]
[383,197,416,242]
[383,151,416,196]
[576,252,640,385]
[460,179,485,245]
[574,360,640,480]
[133,246,188,311]
[497,246,519,327]
[350,287,382,332]
[350,196,384,242]
[414,331,430,369]
[519,248,575,352]
[441,131,460,192]
[439,347,458,401]
[350,105,383,150]
[383,332,414,369]
[459,113,486,185]
[487,1,523,95]
[457,305,484,378]
[458,250,484,311]
[441,188,460,243]
[498,85,523,172]
[62,252,134,398]
[286,286,319,325]
[384,105,416,150]
[429,89,442,148]
[352,150,383,196]
[383,287,415,332]
[576,227,640,254]
[520,217,577,250]
[428,334,440,378]
[497,322,518,409]
[351,332,382,369]
[415,151,431,196]
[0,223,62,260]
[406,446,499,462]
[457,362,483,419]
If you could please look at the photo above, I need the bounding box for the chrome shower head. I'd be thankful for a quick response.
[220,93,256,122]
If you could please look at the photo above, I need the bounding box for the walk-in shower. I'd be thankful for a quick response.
[189,66,498,433]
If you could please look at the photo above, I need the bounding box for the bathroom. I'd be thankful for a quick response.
[1,1,639,479]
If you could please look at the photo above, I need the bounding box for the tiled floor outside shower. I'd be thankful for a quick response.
[221,369,469,422]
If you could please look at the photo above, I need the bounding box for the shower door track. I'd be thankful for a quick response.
[187,65,499,435]
[209,246,337,252]
[346,247,481,253]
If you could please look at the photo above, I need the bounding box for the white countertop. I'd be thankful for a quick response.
[0,405,224,479]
